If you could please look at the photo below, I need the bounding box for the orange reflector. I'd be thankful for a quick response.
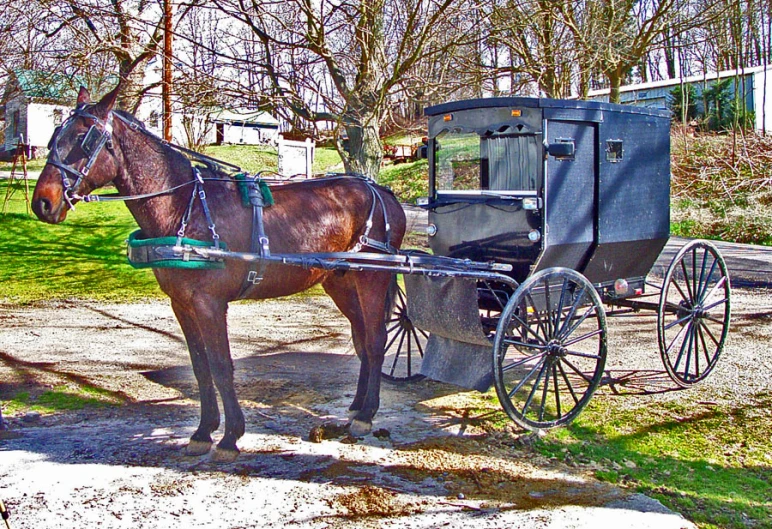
[511,109,522,117]
[443,114,453,121]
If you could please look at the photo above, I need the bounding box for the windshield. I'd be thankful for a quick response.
[434,130,540,193]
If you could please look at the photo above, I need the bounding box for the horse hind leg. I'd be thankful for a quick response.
[172,301,220,456]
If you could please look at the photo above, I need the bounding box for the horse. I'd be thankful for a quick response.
[31,85,406,462]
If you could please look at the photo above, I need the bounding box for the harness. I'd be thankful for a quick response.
[47,106,399,286]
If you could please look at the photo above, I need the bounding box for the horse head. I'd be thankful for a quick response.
[32,84,122,224]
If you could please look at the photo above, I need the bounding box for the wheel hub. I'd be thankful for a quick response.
[547,340,567,358]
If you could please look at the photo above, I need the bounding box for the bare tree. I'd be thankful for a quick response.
[207,0,480,177]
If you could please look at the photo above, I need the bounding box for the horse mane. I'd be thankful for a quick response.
[113,109,231,178]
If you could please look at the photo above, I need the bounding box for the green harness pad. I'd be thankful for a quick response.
[235,173,274,207]
[127,230,227,269]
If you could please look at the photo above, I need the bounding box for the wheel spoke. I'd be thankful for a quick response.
[560,304,596,340]
[697,324,714,366]
[701,297,729,313]
[672,321,694,373]
[386,321,402,333]
[670,279,691,305]
[502,337,549,350]
[509,312,548,346]
[691,248,698,302]
[665,319,691,355]
[562,357,594,384]
[552,364,562,419]
[406,325,413,376]
[507,357,546,399]
[502,350,547,372]
[558,361,580,405]
[701,320,721,347]
[521,361,549,418]
[562,328,604,348]
[700,276,728,304]
[696,248,709,303]
[664,312,694,331]
[410,327,425,358]
[565,349,604,360]
[696,257,719,302]
[557,286,588,336]
[554,278,569,336]
[385,326,404,352]
[693,321,701,378]
[543,277,553,337]
[680,258,695,302]
[388,330,407,376]
[538,363,551,421]
[526,292,550,340]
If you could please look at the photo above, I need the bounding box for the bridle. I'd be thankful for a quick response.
[46,104,115,210]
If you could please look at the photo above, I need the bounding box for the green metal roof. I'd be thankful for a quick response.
[11,69,80,102]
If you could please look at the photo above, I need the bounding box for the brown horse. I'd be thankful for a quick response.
[31,85,406,462]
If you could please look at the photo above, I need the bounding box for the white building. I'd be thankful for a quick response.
[2,70,74,158]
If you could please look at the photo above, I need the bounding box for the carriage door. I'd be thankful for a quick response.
[534,118,597,273]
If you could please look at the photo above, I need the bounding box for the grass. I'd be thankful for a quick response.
[457,388,772,529]
[202,144,343,175]
[0,181,163,303]
[378,159,429,204]
[0,156,48,173]
[671,131,772,246]
[532,397,772,529]
[5,385,122,415]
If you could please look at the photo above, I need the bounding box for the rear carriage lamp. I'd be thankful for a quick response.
[528,229,541,242]
[614,278,629,296]
[416,196,430,206]
[426,224,438,237]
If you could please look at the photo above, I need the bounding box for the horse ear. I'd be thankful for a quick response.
[77,86,91,105]
[97,83,122,113]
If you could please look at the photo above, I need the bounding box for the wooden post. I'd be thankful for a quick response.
[162,0,174,142]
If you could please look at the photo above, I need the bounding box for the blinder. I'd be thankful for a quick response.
[81,124,109,157]
[46,106,114,209]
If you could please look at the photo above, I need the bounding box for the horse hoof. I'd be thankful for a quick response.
[211,447,240,463]
[185,440,212,456]
[348,419,372,438]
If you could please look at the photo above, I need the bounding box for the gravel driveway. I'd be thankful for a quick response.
[0,281,769,528]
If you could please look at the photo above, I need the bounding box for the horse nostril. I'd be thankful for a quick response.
[33,197,52,217]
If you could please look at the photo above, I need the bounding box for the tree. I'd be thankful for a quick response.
[209,0,480,178]
[490,0,579,98]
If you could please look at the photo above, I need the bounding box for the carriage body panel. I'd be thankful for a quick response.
[424,97,671,291]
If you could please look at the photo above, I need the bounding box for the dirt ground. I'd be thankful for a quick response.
[0,287,770,528]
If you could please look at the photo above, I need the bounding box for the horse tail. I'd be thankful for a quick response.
[384,275,399,328]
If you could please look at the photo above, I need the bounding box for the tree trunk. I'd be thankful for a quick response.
[342,111,383,178]
[607,68,624,103]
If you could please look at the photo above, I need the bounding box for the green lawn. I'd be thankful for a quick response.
[0,144,344,303]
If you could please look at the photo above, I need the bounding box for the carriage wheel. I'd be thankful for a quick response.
[658,240,731,388]
[493,268,607,431]
[382,280,427,382]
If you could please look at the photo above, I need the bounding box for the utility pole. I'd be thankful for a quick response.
[163,0,174,142]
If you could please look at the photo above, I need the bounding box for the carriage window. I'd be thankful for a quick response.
[434,130,539,193]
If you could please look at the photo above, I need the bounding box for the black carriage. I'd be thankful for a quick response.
[382,97,731,431]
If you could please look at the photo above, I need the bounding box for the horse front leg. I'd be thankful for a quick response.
[172,301,220,456]
[189,299,245,462]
